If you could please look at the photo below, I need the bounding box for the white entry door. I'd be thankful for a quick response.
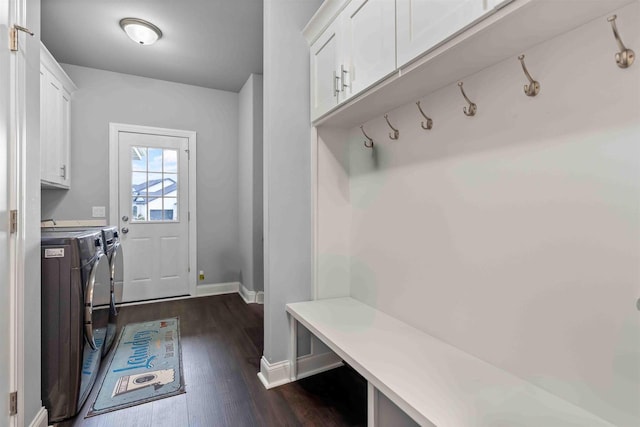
[111,124,196,302]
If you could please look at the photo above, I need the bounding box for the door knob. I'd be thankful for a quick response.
[122,215,129,222]
[121,227,129,234]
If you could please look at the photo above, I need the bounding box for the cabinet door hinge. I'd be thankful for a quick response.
[9,391,17,416]
[10,210,18,233]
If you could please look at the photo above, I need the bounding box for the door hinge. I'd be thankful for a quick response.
[9,391,17,416]
[188,211,190,221]
[9,25,34,52]
[185,149,190,160]
[10,210,18,233]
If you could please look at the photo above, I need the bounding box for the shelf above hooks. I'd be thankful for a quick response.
[360,125,374,149]
[607,15,635,69]
[416,101,433,130]
[457,82,477,117]
[384,114,400,140]
[517,54,540,97]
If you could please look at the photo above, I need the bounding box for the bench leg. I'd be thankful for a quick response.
[368,382,379,427]
[288,313,297,381]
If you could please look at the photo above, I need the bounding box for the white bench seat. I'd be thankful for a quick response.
[286,297,614,427]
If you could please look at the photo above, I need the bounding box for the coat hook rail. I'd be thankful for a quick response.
[607,15,634,68]
[360,125,374,149]
[457,82,477,117]
[416,101,433,130]
[384,114,399,140]
[517,54,540,97]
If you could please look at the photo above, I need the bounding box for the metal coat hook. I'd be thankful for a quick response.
[384,114,399,140]
[416,101,433,130]
[457,82,477,117]
[360,125,374,149]
[607,15,635,68]
[517,54,540,97]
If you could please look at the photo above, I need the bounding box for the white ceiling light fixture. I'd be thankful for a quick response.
[119,18,162,46]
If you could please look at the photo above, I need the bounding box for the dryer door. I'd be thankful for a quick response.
[84,253,110,350]
[110,242,124,314]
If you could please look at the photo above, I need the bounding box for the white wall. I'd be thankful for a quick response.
[317,3,640,425]
[238,73,264,293]
[263,0,322,364]
[41,65,240,285]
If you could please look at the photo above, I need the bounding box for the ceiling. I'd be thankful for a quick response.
[41,0,263,92]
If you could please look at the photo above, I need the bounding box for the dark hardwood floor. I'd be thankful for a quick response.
[57,294,367,427]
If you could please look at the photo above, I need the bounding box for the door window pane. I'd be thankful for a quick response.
[163,197,178,220]
[130,146,179,223]
[147,173,163,195]
[132,172,147,197]
[148,148,163,172]
[164,149,178,173]
[132,147,147,171]
[132,197,148,222]
[163,173,177,196]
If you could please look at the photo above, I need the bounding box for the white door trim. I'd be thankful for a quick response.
[108,123,198,298]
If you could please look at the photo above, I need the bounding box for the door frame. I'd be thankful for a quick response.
[108,123,198,298]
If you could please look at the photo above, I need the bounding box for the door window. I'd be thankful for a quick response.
[131,146,179,222]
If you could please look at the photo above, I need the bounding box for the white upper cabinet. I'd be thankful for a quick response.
[305,0,513,121]
[311,19,342,120]
[40,43,76,189]
[341,0,396,99]
[310,0,396,120]
[396,0,493,67]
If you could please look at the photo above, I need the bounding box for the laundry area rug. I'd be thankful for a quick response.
[87,318,185,417]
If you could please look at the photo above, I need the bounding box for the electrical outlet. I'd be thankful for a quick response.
[199,270,205,281]
[92,206,106,218]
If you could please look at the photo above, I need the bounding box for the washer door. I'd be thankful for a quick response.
[84,253,110,350]
[110,242,124,311]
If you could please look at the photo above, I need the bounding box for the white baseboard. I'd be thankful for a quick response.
[257,357,291,389]
[297,351,344,380]
[29,406,48,427]
[257,351,343,389]
[239,284,265,304]
[196,281,240,297]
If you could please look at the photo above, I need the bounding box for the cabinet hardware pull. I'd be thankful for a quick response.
[9,24,34,52]
[60,165,67,180]
[416,101,433,130]
[607,15,634,69]
[360,125,374,149]
[341,65,349,91]
[457,81,477,117]
[333,71,340,97]
[384,114,399,140]
[517,55,540,97]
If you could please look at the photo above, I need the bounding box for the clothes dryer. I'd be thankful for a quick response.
[41,230,110,422]
[41,225,122,356]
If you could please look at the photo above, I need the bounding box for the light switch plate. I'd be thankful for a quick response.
[92,206,106,218]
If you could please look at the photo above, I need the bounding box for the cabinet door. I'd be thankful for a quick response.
[41,67,63,185]
[341,0,396,100]
[397,0,490,67]
[310,20,341,120]
[60,89,71,186]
